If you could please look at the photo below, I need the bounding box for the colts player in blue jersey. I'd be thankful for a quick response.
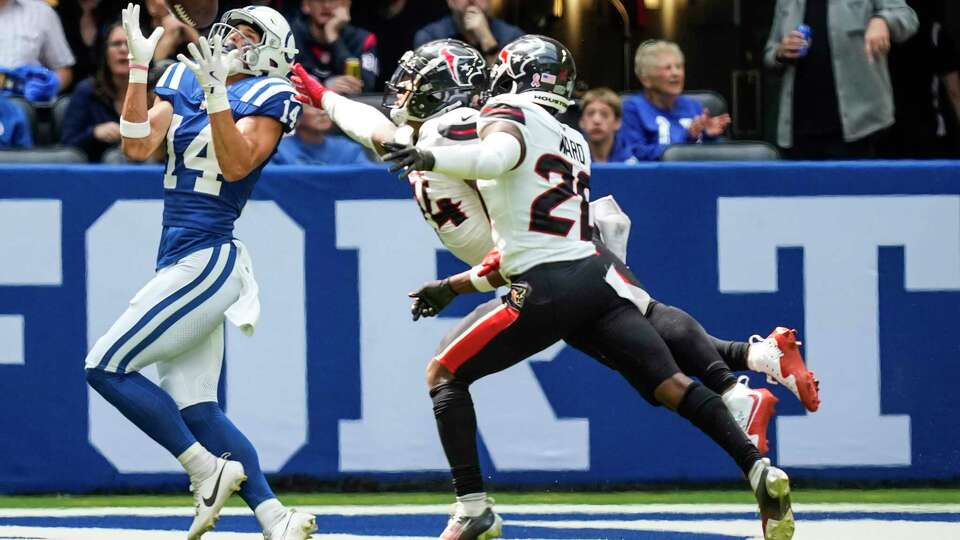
[83,4,316,539]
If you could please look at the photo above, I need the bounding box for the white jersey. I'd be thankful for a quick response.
[475,94,595,277]
[405,107,494,266]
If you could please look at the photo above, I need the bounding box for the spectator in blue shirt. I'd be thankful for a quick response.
[0,94,32,149]
[271,103,373,165]
[414,0,524,63]
[579,87,636,163]
[620,40,731,161]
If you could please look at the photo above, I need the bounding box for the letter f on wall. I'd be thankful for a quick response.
[718,196,960,467]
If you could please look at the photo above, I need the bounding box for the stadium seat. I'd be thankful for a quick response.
[0,146,87,163]
[683,90,728,116]
[51,95,71,144]
[6,96,38,143]
[660,141,780,161]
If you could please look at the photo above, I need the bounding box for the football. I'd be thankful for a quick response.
[166,0,219,29]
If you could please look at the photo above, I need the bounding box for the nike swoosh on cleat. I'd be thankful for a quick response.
[201,466,226,507]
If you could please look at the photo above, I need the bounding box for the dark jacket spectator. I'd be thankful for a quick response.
[0,0,76,92]
[353,0,447,90]
[58,0,119,91]
[0,95,32,148]
[414,0,523,63]
[619,40,730,161]
[295,0,378,94]
[61,23,147,162]
[764,0,918,159]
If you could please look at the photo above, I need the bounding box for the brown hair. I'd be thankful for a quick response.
[581,87,622,119]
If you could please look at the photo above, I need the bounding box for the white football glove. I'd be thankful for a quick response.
[177,35,239,114]
[121,2,164,83]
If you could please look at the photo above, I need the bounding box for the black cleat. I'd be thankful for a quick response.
[439,502,503,540]
[754,458,796,540]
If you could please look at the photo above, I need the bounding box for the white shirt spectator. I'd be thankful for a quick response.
[0,0,75,70]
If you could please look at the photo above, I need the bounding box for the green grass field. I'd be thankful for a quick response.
[1,488,957,508]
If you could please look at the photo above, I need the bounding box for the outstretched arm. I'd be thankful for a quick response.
[119,2,173,160]
[382,120,525,180]
[290,63,396,154]
[408,265,508,321]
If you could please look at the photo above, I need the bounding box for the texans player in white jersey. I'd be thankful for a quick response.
[83,4,316,539]
[290,39,819,461]
[384,36,796,540]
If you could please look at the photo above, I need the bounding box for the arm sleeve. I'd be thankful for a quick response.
[874,0,919,42]
[430,130,522,180]
[59,89,97,153]
[39,5,76,69]
[763,0,788,71]
[321,91,394,150]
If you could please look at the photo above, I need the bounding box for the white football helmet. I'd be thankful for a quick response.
[208,6,297,78]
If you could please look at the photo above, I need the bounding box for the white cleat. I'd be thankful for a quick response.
[440,498,503,540]
[748,327,820,412]
[187,456,247,540]
[264,509,318,540]
[722,376,778,455]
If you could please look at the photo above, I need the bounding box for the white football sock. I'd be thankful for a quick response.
[254,498,288,532]
[456,492,488,516]
[177,442,217,483]
[748,457,769,492]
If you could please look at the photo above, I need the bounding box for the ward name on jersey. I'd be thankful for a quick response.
[153,62,301,269]
[408,106,494,266]
[476,93,595,277]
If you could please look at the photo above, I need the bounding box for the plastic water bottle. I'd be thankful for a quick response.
[797,24,812,57]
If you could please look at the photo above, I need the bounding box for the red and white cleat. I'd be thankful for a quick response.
[722,376,778,454]
[749,327,820,412]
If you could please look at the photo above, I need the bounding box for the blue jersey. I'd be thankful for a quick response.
[152,63,301,268]
[619,94,705,161]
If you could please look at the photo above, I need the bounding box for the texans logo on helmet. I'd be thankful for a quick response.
[440,47,483,87]
[499,40,546,79]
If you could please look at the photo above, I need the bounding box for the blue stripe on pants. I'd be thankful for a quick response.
[96,245,223,371]
[117,243,238,374]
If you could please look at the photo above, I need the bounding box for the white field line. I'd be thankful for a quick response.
[511,518,960,540]
[0,503,957,518]
[0,527,434,540]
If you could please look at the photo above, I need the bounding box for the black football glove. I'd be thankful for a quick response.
[408,278,457,321]
[382,142,436,178]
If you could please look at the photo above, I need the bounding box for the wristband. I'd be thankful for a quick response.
[204,86,230,114]
[129,65,148,84]
[468,265,495,292]
[120,118,151,138]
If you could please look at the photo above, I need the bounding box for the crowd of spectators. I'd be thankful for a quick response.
[0,0,956,165]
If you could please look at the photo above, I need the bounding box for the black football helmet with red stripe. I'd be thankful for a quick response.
[489,35,576,114]
[383,39,487,125]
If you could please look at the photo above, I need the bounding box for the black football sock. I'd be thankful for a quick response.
[678,381,762,475]
[431,381,484,496]
[712,337,751,373]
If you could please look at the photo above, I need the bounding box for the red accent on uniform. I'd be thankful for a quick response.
[440,48,459,82]
[436,304,519,373]
[448,128,476,136]
[363,33,378,51]
[482,106,525,121]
